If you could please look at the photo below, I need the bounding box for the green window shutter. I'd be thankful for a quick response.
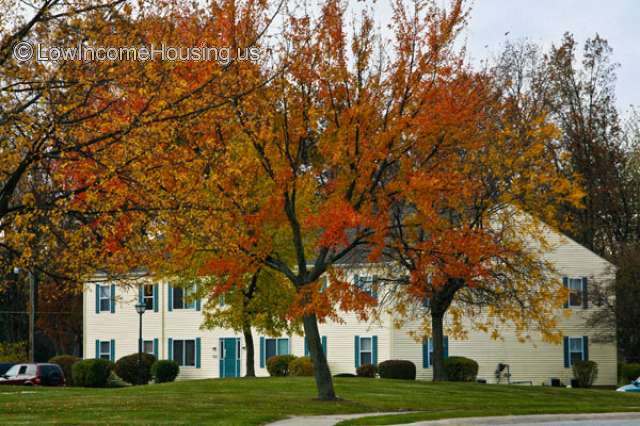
[138,285,143,304]
[562,277,569,308]
[304,337,309,357]
[195,337,201,368]
[444,336,449,359]
[168,285,173,312]
[168,338,173,360]
[95,340,100,359]
[582,277,589,309]
[422,339,429,368]
[563,336,570,368]
[372,336,378,365]
[110,284,116,313]
[95,285,100,314]
[582,336,589,361]
[195,295,201,311]
[428,338,433,367]
[153,285,159,312]
[322,336,327,357]
[259,337,265,368]
[218,338,224,377]
[153,338,159,359]
[372,276,379,300]
[110,339,115,361]
[354,336,360,368]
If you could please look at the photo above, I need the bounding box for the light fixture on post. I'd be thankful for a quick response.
[135,302,146,385]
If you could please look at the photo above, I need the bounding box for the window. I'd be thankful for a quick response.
[422,336,449,368]
[143,340,155,355]
[99,341,111,360]
[568,278,583,307]
[569,337,585,365]
[173,339,196,366]
[99,285,111,312]
[265,338,289,360]
[354,275,376,298]
[359,337,372,365]
[142,285,154,310]
[172,286,196,310]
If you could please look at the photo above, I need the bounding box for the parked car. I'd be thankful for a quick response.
[616,377,640,393]
[0,363,15,376]
[0,363,65,386]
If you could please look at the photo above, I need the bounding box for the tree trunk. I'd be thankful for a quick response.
[242,321,255,377]
[303,313,336,400]
[431,309,447,381]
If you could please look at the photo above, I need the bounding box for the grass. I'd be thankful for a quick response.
[1,377,639,425]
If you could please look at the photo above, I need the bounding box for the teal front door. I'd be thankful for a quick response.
[220,338,240,378]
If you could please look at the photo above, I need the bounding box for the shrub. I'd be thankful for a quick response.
[114,353,156,385]
[289,357,314,377]
[378,360,416,380]
[266,355,297,376]
[443,356,478,382]
[621,363,640,383]
[356,363,378,378]
[573,360,598,388]
[334,373,357,377]
[49,355,81,386]
[151,360,180,383]
[0,341,27,362]
[72,359,114,387]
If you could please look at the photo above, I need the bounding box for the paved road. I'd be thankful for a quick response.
[268,412,640,426]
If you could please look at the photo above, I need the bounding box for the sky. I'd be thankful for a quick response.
[369,0,640,113]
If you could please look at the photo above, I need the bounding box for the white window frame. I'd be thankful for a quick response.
[99,340,111,360]
[173,285,196,310]
[143,340,155,355]
[568,337,585,366]
[568,278,583,308]
[265,337,290,360]
[142,284,154,310]
[354,275,375,298]
[98,285,111,312]
[173,339,196,367]
[359,336,373,366]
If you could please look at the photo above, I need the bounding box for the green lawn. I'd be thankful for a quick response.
[1,378,639,425]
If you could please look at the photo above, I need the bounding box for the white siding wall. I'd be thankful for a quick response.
[83,231,617,384]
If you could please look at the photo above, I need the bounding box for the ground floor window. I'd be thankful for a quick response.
[143,340,155,355]
[359,337,373,365]
[569,337,585,365]
[96,339,114,361]
[173,339,196,366]
[265,337,289,360]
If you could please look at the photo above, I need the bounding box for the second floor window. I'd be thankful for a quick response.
[173,286,196,310]
[142,285,154,310]
[568,278,583,307]
[99,285,111,312]
[354,275,377,299]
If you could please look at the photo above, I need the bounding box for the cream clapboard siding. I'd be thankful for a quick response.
[390,228,617,385]
[83,229,617,384]
[84,279,391,379]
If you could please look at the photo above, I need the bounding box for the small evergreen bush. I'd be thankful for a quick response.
[72,359,114,387]
[151,360,180,383]
[114,353,156,385]
[378,360,416,380]
[621,363,640,383]
[443,356,478,382]
[49,355,81,386]
[266,355,297,376]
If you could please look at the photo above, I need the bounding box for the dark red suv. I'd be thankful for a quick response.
[0,363,65,386]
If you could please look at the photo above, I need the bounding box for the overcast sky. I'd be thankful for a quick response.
[367,0,639,113]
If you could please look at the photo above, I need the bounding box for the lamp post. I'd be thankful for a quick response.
[135,302,146,385]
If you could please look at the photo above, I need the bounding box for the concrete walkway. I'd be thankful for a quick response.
[267,412,640,426]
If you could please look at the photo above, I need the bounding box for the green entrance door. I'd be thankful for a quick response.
[220,338,240,378]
